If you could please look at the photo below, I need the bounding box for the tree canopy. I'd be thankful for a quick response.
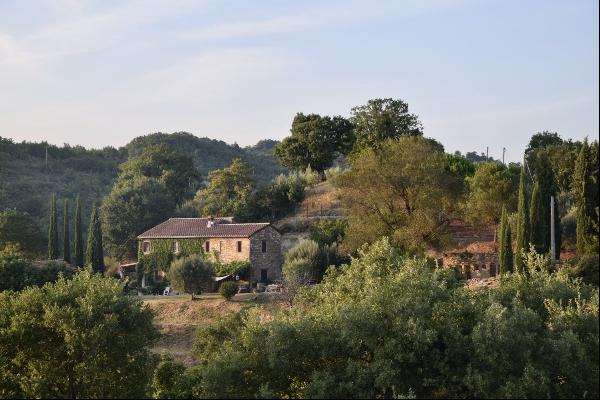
[335,136,460,254]
[465,162,518,226]
[274,113,354,175]
[0,269,159,398]
[194,158,255,219]
[350,98,422,152]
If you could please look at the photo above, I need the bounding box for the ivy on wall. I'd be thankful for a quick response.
[136,238,205,282]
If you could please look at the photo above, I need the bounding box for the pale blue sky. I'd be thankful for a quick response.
[0,0,598,161]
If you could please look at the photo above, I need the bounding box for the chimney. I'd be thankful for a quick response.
[207,216,214,228]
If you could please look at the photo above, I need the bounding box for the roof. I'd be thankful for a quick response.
[137,218,273,239]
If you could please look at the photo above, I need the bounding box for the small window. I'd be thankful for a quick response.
[237,241,242,252]
[142,241,151,254]
[261,240,267,253]
[172,241,179,254]
[205,241,210,253]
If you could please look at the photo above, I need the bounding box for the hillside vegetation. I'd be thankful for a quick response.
[0,133,282,255]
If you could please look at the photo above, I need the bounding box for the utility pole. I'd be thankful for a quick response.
[502,147,506,165]
[550,195,556,262]
[486,146,489,160]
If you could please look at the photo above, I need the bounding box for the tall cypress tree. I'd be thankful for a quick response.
[531,151,562,255]
[515,165,529,272]
[499,206,513,275]
[47,193,59,260]
[63,199,71,263]
[529,180,543,253]
[74,194,84,267]
[574,139,598,254]
[86,204,105,274]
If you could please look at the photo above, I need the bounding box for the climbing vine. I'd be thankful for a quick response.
[136,238,206,282]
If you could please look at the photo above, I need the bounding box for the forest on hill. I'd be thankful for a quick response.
[0,133,283,253]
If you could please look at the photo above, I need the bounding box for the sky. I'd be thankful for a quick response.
[0,0,598,162]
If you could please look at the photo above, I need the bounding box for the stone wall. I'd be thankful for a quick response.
[442,251,498,279]
[249,226,282,283]
[209,237,250,264]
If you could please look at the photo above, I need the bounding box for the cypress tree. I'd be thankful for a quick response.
[515,165,529,272]
[47,193,59,260]
[529,180,543,253]
[86,204,105,274]
[63,199,71,263]
[574,139,598,254]
[498,206,513,275]
[74,195,84,267]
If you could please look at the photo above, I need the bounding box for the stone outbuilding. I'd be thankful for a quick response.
[137,217,282,283]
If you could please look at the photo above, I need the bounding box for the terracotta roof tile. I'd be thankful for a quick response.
[137,218,272,239]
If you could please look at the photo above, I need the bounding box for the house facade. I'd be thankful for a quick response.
[136,217,282,283]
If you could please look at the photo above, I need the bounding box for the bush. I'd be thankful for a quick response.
[0,252,73,292]
[219,281,238,301]
[213,260,252,279]
[310,218,347,246]
[178,239,598,399]
[0,269,159,398]
[168,255,214,299]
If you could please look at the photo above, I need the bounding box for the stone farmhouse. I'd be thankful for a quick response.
[136,217,282,284]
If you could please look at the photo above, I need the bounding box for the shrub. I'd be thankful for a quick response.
[168,255,214,299]
[0,269,159,398]
[0,252,73,292]
[310,218,347,246]
[213,260,252,279]
[180,239,598,399]
[219,281,238,301]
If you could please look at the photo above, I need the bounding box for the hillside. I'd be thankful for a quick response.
[0,133,282,252]
[145,293,284,366]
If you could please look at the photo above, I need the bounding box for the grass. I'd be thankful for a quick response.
[144,292,283,365]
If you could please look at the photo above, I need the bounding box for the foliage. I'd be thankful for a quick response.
[274,113,354,175]
[151,358,196,399]
[309,218,347,246]
[283,239,328,282]
[324,165,344,181]
[0,133,281,255]
[194,159,255,219]
[47,193,59,260]
[0,252,33,292]
[219,281,238,301]
[62,199,71,263]
[102,176,176,259]
[168,255,214,299]
[350,98,422,152]
[0,269,159,398]
[117,143,199,205]
[0,209,45,258]
[529,150,560,255]
[498,206,513,274]
[175,238,598,399]
[248,173,307,220]
[335,136,460,254]
[73,194,84,267]
[515,166,529,272]
[564,254,599,286]
[85,204,105,274]
[465,162,518,225]
[136,239,205,282]
[125,132,283,185]
[445,153,476,194]
[574,138,599,255]
[213,260,251,279]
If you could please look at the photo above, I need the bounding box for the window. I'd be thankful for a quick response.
[172,241,179,254]
[237,241,242,252]
[142,241,151,254]
[261,240,267,253]
[205,241,210,253]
